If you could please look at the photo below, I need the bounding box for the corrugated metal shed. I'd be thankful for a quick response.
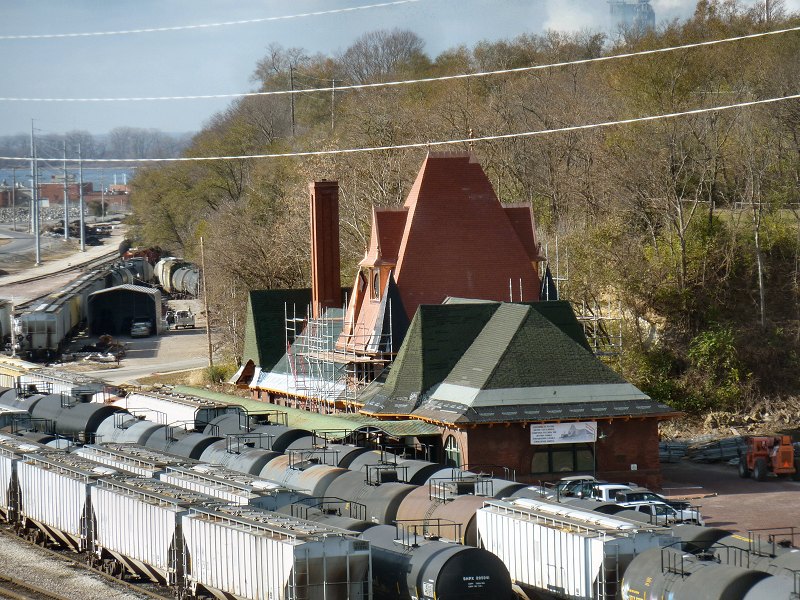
[88,284,164,335]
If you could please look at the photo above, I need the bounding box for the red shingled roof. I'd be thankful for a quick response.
[503,204,543,264]
[394,152,541,319]
[361,208,408,267]
[339,152,542,349]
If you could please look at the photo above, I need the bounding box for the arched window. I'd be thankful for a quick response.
[372,270,380,300]
[444,435,461,468]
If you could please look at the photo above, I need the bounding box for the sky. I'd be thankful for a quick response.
[0,0,796,139]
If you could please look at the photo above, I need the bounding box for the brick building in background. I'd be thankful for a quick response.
[38,179,93,206]
[235,152,678,486]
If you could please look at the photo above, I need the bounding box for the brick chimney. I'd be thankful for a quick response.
[309,180,341,319]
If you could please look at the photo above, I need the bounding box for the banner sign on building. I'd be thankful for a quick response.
[530,422,597,445]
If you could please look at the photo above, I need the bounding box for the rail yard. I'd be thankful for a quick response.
[0,222,797,599]
[0,363,795,600]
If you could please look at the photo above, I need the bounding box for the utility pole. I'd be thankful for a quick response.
[331,78,336,130]
[289,65,296,137]
[8,301,15,358]
[62,141,69,240]
[30,120,40,266]
[200,236,214,370]
[100,172,105,218]
[11,167,16,232]
[78,143,85,252]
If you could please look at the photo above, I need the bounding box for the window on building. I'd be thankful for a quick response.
[372,270,380,300]
[444,435,462,468]
[530,444,594,474]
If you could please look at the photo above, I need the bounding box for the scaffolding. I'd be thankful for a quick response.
[540,238,623,359]
[284,301,395,414]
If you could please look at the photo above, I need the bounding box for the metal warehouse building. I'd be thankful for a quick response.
[88,285,164,336]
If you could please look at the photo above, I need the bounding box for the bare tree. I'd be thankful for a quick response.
[338,29,427,83]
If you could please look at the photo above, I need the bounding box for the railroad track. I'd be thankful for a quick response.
[8,248,119,287]
[0,574,73,600]
[0,526,172,600]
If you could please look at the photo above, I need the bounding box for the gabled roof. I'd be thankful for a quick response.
[360,300,677,425]
[358,303,498,415]
[242,289,312,371]
[242,288,349,371]
[393,153,542,318]
[337,153,543,356]
[361,208,407,267]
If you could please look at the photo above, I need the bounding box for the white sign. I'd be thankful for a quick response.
[530,422,597,445]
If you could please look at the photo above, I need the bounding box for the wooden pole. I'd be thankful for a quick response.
[200,236,214,369]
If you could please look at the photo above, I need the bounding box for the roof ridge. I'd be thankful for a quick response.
[444,303,530,390]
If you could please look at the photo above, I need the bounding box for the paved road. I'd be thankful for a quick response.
[0,226,66,266]
[67,299,211,385]
[662,460,800,536]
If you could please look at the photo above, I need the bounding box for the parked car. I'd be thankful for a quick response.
[130,319,152,338]
[616,500,705,525]
[555,476,600,498]
[590,483,634,502]
[613,486,692,511]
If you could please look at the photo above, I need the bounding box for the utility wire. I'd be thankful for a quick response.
[0,0,422,40]
[4,93,797,164]
[1,26,797,102]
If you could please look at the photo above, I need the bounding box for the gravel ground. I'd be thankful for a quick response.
[0,529,157,599]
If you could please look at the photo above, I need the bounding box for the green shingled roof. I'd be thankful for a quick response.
[360,300,674,425]
[360,303,498,414]
[449,303,624,390]
[361,300,598,415]
[242,288,351,371]
[242,289,312,371]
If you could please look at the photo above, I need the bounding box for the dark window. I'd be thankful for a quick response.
[530,443,594,474]
[372,270,380,300]
[444,435,461,468]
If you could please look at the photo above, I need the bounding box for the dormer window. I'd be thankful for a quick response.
[372,270,380,300]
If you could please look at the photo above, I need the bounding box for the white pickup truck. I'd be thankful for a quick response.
[173,310,195,329]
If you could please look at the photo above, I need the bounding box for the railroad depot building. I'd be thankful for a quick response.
[234,152,677,487]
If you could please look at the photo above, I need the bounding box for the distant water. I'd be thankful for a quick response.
[0,167,137,190]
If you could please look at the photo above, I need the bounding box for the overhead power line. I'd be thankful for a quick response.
[3,93,797,164]
[1,26,797,102]
[0,0,421,40]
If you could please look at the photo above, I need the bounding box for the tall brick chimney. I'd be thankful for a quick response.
[309,180,341,319]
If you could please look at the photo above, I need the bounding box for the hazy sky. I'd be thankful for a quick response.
[0,0,794,139]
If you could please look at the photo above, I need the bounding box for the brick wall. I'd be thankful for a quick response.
[596,419,662,489]
[455,418,662,487]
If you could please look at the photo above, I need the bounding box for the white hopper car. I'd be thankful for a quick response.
[477,497,675,600]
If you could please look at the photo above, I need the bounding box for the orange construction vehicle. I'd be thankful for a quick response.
[738,435,799,481]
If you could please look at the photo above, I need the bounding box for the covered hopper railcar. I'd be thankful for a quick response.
[182,504,372,600]
[13,262,155,360]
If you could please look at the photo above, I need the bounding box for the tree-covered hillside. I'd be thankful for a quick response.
[129,1,800,416]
